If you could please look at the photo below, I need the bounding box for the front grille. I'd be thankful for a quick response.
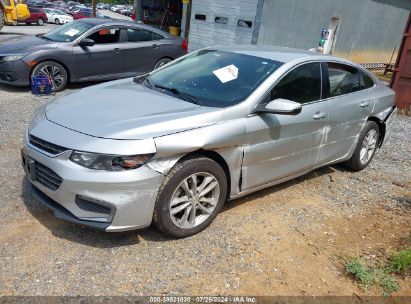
[29,135,67,155]
[35,162,63,191]
[75,196,111,215]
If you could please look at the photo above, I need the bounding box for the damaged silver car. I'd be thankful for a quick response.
[22,46,396,237]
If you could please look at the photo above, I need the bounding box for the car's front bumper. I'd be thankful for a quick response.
[0,59,31,86]
[22,134,164,232]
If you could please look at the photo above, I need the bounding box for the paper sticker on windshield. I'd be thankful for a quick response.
[213,65,238,83]
[64,29,79,37]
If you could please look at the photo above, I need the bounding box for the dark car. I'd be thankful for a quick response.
[0,19,187,92]
[24,7,48,25]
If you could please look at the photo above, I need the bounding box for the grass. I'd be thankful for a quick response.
[345,258,400,295]
[344,248,411,294]
[390,248,411,274]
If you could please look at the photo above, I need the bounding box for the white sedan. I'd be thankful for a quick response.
[43,9,73,24]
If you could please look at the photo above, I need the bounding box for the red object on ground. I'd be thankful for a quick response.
[181,39,188,52]
[25,8,48,24]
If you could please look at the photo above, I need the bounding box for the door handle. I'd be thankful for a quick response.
[113,48,122,53]
[152,44,159,49]
[360,101,370,107]
[313,112,327,119]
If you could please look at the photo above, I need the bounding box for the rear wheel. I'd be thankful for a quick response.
[55,18,60,25]
[37,18,44,26]
[153,156,227,238]
[153,58,172,70]
[31,61,68,92]
[344,121,379,171]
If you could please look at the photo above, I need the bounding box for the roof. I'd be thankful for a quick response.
[77,18,174,37]
[213,44,333,63]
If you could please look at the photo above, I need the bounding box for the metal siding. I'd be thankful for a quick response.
[257,0,411,63]
[188,0,258,51]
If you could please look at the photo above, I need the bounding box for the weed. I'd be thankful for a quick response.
[390,248,411,274]
[345,258,400,294]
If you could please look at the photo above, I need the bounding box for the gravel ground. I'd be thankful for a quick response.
[0,83,410,296]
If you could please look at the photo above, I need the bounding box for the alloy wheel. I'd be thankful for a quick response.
[37,64,65,90]
[359,129,377,165]
[169,172,220,229]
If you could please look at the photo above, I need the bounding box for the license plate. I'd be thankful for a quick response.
[21,149,36,181]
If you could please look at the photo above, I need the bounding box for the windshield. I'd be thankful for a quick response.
[43,20,94,42]
[146,50,283,108]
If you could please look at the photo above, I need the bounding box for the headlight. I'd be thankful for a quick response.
[69,151,153,171]
[2,55,26,62]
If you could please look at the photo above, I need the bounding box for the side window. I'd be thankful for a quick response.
[126,28,153,42]
[152,32,164,40]
[361,71,375,89]
[327,63,361,97]
[87,28,121,44]
[271,62,322,104]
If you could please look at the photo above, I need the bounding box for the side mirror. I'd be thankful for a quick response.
[78,38,95,47]
[255,98,302,115]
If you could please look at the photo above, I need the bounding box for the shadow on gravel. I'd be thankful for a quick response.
[223,166,337,212]
[20,165,344,247]
[21,178,168,247]
[0,84,30,93]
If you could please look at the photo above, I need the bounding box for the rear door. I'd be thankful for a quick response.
[321,62,375,164]
[71,26,125,81]
[120,27,164,75]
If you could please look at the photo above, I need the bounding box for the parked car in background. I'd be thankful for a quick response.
[70,8,107,20]
[27,0,53,8]
[43,8,73,24]
[24,7,48,25]
[0,19,188,91]
[21,46,397,237]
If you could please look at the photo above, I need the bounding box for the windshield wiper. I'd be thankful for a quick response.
[153,84,202,105]
[39,36,54,42]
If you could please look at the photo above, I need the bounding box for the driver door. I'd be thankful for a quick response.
[242,62,330,191]
[71,26,125,81]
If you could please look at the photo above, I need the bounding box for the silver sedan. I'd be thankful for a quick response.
[22,46,396,237]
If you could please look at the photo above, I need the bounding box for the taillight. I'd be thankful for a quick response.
[181,39,188,52]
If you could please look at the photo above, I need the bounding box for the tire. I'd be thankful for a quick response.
[153,156,228,238]
[55,18,60,25]
[153,58,172,70]
[31,61,68,92]
[344,121,379,171]
[37,18,44,26]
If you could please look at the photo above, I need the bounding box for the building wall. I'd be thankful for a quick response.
[257,0,411,63]
[188,0,258,51]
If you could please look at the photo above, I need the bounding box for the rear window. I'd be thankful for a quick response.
[327,63,361,97]
[362,71,375,89]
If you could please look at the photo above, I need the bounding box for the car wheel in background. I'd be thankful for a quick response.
[153,156,228,238]
[31,61,68,92]
[37,18,44,26]
[344,121,379,171]
[153,58,172,70]
[55,18,60,25]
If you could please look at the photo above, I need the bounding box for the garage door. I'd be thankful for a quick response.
[188,0,258,51]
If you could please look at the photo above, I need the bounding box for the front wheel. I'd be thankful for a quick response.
[55,18,60,25]
[153,156,228,238]
[37,18,44,26]
[153,58,172,70]
[344,121,379,171]
[31,61,68,92]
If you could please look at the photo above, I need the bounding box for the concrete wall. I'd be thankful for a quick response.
[257,0,411,63]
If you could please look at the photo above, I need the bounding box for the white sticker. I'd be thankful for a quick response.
[213,64,239,83]
[64,29,79,37]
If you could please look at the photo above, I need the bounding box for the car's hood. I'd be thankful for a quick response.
[46,78,223,140]
[0,36,59,55]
